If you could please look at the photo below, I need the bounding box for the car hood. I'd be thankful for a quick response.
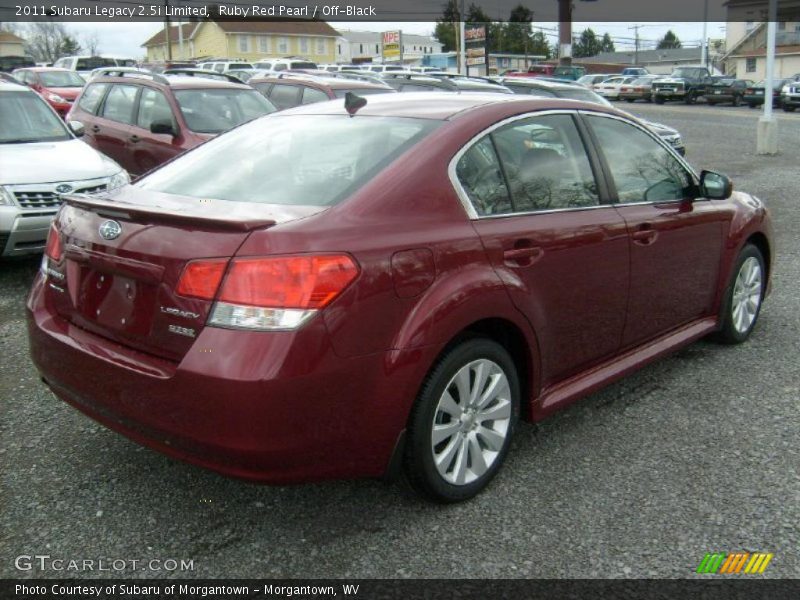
[0,138,122,185]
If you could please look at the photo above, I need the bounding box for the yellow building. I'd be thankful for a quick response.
[142,20,340,63]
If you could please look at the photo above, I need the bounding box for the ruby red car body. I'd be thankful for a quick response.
[27,94,773,488]
[13,67,84,118]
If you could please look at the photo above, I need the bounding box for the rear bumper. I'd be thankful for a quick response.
[0,207,55,257]
[27,274,438,483]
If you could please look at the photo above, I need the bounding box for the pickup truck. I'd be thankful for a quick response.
[652,66,712,104]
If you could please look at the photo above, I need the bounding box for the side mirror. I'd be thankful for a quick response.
[700,170,733,200]
[150,119,176,136]
[68,121,85,137]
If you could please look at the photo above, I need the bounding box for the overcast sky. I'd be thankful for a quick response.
[51,21,724,59]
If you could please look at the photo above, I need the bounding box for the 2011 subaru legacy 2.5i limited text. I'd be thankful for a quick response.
[27,92,773,502]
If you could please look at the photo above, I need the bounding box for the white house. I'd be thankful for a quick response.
[335,30,443,65]
[725,21,800,80]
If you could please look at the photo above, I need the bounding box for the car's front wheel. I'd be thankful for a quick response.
[404,338,520,502]
[715,244,766,344]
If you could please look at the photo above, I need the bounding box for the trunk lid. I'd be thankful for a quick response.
[47,187,324,361]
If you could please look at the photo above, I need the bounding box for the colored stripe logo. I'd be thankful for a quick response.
[697,552,773,574]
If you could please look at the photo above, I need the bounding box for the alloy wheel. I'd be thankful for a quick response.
[731,256,763,334]
[430,359,512,486]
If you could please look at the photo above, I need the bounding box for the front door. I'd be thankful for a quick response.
[583,114,725,349]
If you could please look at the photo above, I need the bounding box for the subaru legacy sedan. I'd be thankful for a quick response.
[28,93,772,502]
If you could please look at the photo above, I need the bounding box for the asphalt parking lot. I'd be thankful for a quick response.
[1,101,798,580]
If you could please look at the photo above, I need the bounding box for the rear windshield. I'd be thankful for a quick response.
[137,115,440,206]
[0,90,70,143]
[332,87,393,98]
[39,71,86,87]
[173,88,276,133]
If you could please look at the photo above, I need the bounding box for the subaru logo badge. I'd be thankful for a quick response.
[99,220,122,241]
[55,184,72,194]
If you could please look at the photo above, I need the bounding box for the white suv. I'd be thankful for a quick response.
[196,61,254,73]
[253,58,318,72]
[0,82,129,257]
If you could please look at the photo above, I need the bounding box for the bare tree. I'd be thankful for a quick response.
[23,22,71,63]
[83,30,101,56]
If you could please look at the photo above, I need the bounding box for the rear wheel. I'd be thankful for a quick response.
[684,92,696,104]
[784,105,796,112]
[625,98,635,103]
[733,94,741,107]
[714,245,765,344]
[748,103,757,108]
[655,97,665,105]
[403,338,520,503]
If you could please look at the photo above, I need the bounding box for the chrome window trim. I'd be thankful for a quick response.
[577,109,701,206]
[448,109,611,220]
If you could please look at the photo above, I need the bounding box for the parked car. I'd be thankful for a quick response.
[743,78,791,108]
[506,64,556,78]
[551,65,587,81]
[409,66,441,74]
[593,75,638,99]
[0,55,35,73]
[652,66,713,104]
[364,64,408,73]
[252,58,318,72]
[618,75,659,103]
[195,60,253,73]
[12,67,86,118]
[29,92,769,502]
[0,81,128,257]
[383,74,511,94]
[576,74,614,87]
[52,56,135,80]
[621,67,650,76]
[499,77,686,155]
[318,64,363,72]
[139,61,196,74]
[705,77,754,106]
[0,72,22,84]
[67,71,275,177]
[780,77,800,111]
[250,74,395,110]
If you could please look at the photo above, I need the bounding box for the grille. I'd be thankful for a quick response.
[14,191,59,209]
[14,183,107,209]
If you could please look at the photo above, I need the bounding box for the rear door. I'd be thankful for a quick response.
[583,113,725,349]
[459,112,630,387]
[93,83,140,170]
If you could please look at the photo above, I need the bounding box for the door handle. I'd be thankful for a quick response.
[503,246,542,266]
[129,135,140,143]
[631,225,658,245]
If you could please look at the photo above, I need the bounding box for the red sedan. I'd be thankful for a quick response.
[27,93,773,502]
[13,67,85,117]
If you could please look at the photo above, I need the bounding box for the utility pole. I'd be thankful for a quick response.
[163,0,172,61]
[701,0,709,67]
[459,0,466,75]
[558,0,572,66]
[628,24,642,65]
[757,0,778,154]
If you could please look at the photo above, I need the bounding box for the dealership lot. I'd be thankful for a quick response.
[1,102,798,579]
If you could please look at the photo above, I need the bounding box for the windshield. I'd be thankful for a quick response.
[173,88,276,134]
[332,87,393,98]
[138,115,440,206]
[0,91,70,143]
[39,70,86,88]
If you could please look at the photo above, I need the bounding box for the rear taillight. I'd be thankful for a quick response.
[176,259,228,300]
[45,223,63,262]
[746,88,753,94]
[179,254,359,331]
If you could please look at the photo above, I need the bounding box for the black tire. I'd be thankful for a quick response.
[654,97,665,105]
[706,100,716,106]
[625,98,635,103]
[403,338,520,503]
[684,92,695,104]
[747,103,757,109]
[713,244,766,345]
[784,105,796,112]
[733,95,741,107]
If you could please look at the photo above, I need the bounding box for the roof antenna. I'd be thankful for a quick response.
[344,91,367,117]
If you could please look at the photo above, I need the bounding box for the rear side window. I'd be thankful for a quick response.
[101,84,139,124]
[138,115,440,206]
[78,83,108,114]
[455,137,512,216]
[173,88,275,133]
[268,84,301,109]
[213,64,225,73]
[300,87,330,104]
[136,88,174,130]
